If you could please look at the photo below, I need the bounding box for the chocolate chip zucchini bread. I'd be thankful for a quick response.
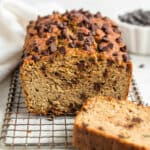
[73,96,150,150]
[20,9,132,115]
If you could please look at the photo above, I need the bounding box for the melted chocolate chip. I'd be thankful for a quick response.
[103,69,108,77]
[32,55,40,62]
[94,82,103,91]
[98,126,104,131]
[76,60,85,71]
[107,59,114,66]
[33,45,39,52]
[80,93,88,101]
[77,32,84,41]
[58,46,66,54]
[125,123,134,129]
[29,33,34,36]
[122,54,128,62]
[40,65,46,70]
[131,117,143,123]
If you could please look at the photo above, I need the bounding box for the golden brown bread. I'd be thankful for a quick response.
[20,9,132,115]
[73,96,150,150]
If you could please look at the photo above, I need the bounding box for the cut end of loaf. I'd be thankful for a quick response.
[73,96,150,150]
[20,50,132,115]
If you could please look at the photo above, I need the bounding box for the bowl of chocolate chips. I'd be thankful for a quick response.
[117,9,150,55]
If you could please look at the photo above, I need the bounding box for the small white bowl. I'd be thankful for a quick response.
[116,19,150,55]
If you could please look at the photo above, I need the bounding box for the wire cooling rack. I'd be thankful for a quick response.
[0,68,142,150]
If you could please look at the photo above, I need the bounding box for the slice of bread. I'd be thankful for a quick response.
[73,96,150,150]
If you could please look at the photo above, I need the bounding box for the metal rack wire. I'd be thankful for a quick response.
[0,68,142,149]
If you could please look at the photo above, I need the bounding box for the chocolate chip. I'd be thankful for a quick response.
[32,55,40,62]
[85,36,93,45]
[80,93,88,101]
[101,35,109,42]
[76,60,85,71]
[131,117,143,123]
[40,65,46,70]
[46,37,55,45]
[125,123,134,129]
[90,23,98,32]
[107,43,113,49]
[107,59,114,66]
[103,69,108,77]
[83,44,90,51]
[88,57,96,64]
[98,43,112,52]
[77,32,84,41]
[82,122,88,128]
[112,52,118,56]
[71,78,78,84]
[113,27,121,34]
[122,54,128,62]
[94,12,101,18]
[29,33,34,36]
[61,29,68,38]
[41,50,49,56]
[102,23,109,34]
[139,64,144,68]
[68,42,76,48]
[69,35,76,40]
[58,46,66,54]
[57,23,65,29]
[98,126,104,131]
[120,46,127,52]
[33,45,39,52]
[48,43,57,53]
[94,82,103,91]
[54,72,61,77]
[97,45,105,52]
[118,134,130,139]
[116,37,123,43]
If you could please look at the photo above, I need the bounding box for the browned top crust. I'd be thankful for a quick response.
[22,9,129,63]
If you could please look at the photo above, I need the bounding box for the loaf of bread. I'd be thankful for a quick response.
[20,9,132,115]
[73,96,150,150]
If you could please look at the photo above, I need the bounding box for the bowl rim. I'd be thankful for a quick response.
[115,19,150,30]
